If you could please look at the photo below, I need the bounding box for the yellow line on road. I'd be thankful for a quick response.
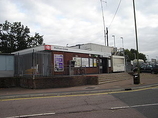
[1,86,158,102]
[0,92,109,102]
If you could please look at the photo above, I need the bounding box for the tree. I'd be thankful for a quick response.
[124,49,147,62]
[0,20,43,53]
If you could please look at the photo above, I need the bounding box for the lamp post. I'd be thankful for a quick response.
[112,35,115,47]
[120,37,126,72]
[147,55,150,63]
[132,0,140,84]
[120,37,124,48]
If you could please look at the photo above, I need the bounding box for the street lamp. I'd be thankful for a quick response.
[112,35,115,47]
[147,55,149,63]
[120,37,124,48]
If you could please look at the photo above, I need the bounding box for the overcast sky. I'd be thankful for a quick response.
[0,0,158,60]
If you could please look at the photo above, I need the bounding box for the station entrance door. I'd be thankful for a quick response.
[100,58,108,73]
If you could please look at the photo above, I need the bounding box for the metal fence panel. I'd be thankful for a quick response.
[14,51,52,77]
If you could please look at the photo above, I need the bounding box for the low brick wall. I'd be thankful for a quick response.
[20,77,34,88]
[86,75,99,85]
[0,77,20,88]
[20,75,98,89]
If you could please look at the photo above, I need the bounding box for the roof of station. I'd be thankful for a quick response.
[12,44,111,58]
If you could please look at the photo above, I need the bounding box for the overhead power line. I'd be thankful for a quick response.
[108,0,122,28]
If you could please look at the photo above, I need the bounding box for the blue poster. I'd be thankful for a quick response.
[54,54,64,71]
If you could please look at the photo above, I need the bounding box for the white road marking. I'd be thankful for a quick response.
[111,103,158,110]
[6,112,55,118]
[111,106,130,109]
[5,103,158,117]
[131,103,158,108]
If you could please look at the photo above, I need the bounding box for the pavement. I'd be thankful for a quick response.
[0,73,158,100]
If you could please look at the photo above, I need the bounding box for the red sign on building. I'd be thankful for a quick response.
[44,45,51,50]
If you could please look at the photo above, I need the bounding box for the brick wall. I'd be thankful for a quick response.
[0,77,20,88]
[20,75,98,89]
[52,51,100,75]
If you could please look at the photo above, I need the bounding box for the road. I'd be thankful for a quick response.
[0,86,158,118]
[113,87,158,118]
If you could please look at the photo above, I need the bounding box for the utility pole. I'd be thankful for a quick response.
[100,0,106,46]
[133,0,140,84]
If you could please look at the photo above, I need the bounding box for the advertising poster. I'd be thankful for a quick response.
[54,54,64,71]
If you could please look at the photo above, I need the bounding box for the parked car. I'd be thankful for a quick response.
[151,65,158,74]
[140,64,153,73]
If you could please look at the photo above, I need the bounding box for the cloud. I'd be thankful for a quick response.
[0,0,157,59]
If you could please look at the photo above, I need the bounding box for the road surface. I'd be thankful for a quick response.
[0,86,158,118]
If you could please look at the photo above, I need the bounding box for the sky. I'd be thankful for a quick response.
[0,0,158,60]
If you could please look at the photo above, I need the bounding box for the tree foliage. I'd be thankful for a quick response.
[0,20,43,53]
[124,49,147,62]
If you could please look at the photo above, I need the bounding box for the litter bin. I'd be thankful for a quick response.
[133,73,140,84]
[133,67,140,84]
